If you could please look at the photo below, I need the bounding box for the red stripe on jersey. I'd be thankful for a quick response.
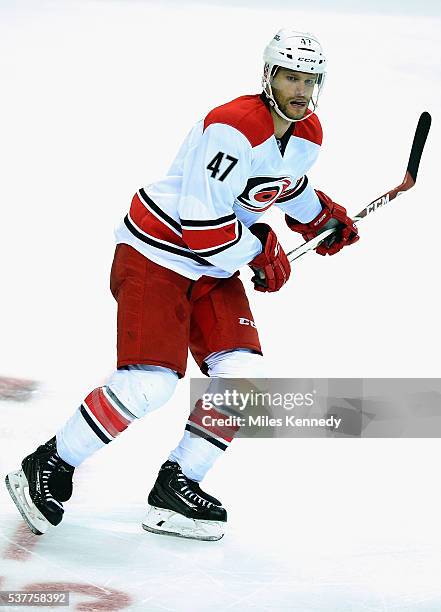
[204,95,274,148]
[189,400,240,443]
[84,388,130,438]
[182,222,237,251]
[294,113,323,146]
[129,193,187,247]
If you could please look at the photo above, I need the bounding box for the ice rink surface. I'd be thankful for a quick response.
[1,1,441,610]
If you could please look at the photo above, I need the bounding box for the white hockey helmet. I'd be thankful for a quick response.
[262,29,327,122]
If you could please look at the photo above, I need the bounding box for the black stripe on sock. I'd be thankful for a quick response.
[185,423,228,451]
[80,405,112,444]
[104,386,137,420]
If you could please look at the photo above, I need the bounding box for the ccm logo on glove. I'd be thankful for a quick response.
[286,190,359,256]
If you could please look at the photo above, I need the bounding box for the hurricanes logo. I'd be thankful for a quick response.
[237,176,301,212]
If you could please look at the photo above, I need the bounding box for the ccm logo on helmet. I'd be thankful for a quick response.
[298,58,316,63]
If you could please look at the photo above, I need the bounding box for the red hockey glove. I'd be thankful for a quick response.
[285,190,359,256]
[248,223,291,292]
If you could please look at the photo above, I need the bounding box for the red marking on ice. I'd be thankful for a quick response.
[3,523,39,561]
[24,582,132,611]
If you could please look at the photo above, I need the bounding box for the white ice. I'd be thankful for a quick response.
[1,1,441,610]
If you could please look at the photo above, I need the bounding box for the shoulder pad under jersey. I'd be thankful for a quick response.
[203,95,274,148]
[293,112,323,146]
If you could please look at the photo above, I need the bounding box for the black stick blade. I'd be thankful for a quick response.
[407,112,431,183]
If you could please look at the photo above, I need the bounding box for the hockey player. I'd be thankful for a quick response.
[5,29,358,541]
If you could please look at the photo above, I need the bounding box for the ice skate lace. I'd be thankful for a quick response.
[41,453,63,508]
[177,475,213,508]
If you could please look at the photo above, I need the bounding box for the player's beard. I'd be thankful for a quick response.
[274,92,311,120]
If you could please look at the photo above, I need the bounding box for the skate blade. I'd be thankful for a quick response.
[5,470,49,536]
[142,506,225,542]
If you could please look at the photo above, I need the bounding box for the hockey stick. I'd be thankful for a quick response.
[287,111,432,263]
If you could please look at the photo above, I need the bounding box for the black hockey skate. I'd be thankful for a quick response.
[142,460,227,541]
[5,437,75,535]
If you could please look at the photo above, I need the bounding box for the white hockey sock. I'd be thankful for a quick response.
[169,349,265,482]
[56,386,136,467]
[169,431,226,482]
[57,366,178,467]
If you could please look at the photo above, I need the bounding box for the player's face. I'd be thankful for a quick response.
[271,69,318,120]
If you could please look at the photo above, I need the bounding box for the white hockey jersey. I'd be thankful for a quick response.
[115,94,324,280]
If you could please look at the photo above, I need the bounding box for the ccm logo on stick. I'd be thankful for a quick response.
[366,194,390,215]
